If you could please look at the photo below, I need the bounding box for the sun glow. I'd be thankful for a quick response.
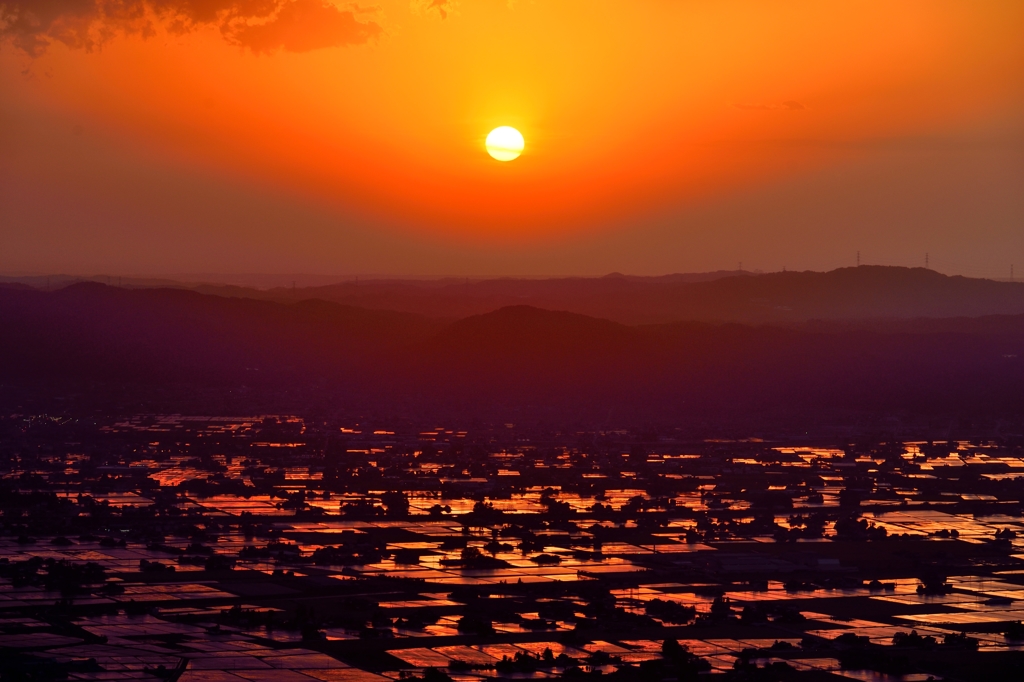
[485,126,525,162]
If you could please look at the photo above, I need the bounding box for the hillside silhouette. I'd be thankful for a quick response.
[179,266,1024,325]
[0,283,443,385]
[2,280,1023,423]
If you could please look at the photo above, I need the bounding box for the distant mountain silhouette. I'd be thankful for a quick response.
[2,282,1022,424]
[413,305,1024,418]
[0,283,442,385]
[174,266,1024,325]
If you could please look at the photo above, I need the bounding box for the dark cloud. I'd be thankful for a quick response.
[0,0,382,56]
[226,0,381,53]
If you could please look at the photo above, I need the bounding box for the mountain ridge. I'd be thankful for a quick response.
[2,282,1022,423]
[174,266,1024,324]
[6,267,1024,325]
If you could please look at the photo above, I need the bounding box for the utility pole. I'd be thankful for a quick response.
[1012,265,1015,282]
[857,251,860,267]
[925,253,929,269]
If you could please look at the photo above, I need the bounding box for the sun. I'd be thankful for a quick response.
[485,126,525,162]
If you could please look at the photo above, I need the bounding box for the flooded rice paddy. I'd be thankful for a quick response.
[2,415,1024,680]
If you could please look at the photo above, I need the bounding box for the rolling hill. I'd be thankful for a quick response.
[2,280,1023,425]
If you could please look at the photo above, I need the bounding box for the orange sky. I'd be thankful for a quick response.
[1,0,1022,275]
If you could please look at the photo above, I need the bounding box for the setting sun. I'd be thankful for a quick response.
[485,126,525,162]
[0,0,1021,265]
